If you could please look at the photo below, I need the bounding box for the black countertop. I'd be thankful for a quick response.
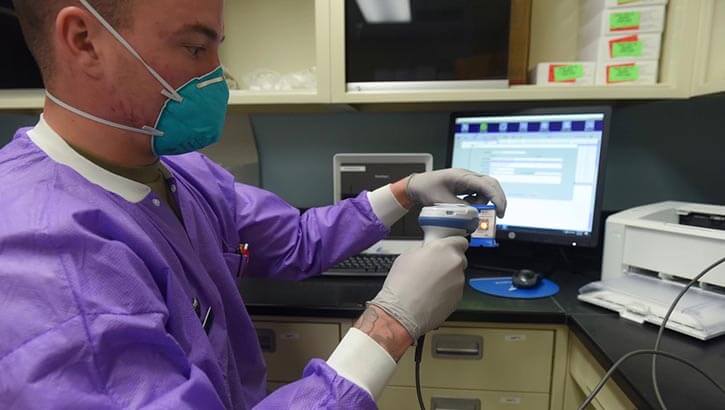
[239,270,725,410]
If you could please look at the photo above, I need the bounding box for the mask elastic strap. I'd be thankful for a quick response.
[46,91,164,137]
[78,0,183,103]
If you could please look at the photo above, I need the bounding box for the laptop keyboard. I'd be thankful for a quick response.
[327,255,398,275]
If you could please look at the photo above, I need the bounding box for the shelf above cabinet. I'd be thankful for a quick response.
[0,89,44,111]
[337,83,683,104]
[0,84,684,112]
[228,89,323,105]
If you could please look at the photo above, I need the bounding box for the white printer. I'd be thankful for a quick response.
[579,201,725,340]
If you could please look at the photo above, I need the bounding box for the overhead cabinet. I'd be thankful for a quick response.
[0,0,723,109]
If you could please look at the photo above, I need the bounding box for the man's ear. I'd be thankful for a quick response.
[52,6,105,79]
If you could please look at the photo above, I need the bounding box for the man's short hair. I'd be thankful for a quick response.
[12,0,133,82]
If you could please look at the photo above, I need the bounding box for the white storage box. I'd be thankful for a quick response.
[580,0,669,23]
[596,60,658,85]
[531,62,596,86]
[580,5,666,38]
[579,33,662,61]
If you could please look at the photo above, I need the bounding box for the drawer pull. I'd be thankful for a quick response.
[431,397,481,410]
[256,328,276,353]
[435,347,480,356]
[432,334,483,360]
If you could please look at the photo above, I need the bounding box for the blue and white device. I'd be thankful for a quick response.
[418,204,480,244]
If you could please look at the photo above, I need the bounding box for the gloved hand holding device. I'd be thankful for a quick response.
[368,235,469,341]
[405,168,507,217]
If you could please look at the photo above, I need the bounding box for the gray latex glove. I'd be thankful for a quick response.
[368,236,469,340]
[407,168,507,217]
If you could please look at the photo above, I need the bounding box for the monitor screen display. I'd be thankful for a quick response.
[450,110,609,246]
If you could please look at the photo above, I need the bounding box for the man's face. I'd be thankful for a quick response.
[97,0,225,129]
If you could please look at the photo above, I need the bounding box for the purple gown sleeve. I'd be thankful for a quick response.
[253,360,377,410]
[233,184,390,280]
[0,227,226,409]
[185,153,389,280]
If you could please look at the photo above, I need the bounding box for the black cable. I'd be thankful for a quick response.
[576,349,725,410]
[579,256,725,410]
[415,335,426,410]
[651,256,725,409]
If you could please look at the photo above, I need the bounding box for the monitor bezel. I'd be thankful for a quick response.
[447,106,612,248]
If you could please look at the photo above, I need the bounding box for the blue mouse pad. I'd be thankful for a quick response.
[468,277,560,299]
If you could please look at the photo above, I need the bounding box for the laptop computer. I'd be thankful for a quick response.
[324,153,433,276]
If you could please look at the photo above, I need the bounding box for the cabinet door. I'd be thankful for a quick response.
[379,386,549,410]
[388,327,555,393]
[219,0,331,104]
[692,0,725,96]
[566,335,635,410]
[253,321,340,382]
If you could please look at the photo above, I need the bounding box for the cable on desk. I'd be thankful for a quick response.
[651,256,725,410]
[576,349,725,410]
[579,256,725,410]
[415,335,426,410]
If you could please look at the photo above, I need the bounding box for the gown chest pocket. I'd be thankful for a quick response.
[223,251,249,285]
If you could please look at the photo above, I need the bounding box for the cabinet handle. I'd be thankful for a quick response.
[431,396,481,410]
[256,328,276,353]
[432,334,483,360]
[435,347,480,356]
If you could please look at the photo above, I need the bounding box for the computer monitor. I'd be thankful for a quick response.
[448,107,611,247]
[334,154,433,254]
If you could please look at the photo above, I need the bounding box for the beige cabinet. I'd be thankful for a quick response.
[253,320,340,382]
[219,0,331,104]
[256,318,570,409]
[691,0,725,96]
[3,0,725,110]
[252,318,642,410]
[329,0,705,103]
[563,333,635,410]
[379,386,550,410]
[388,326,555,393]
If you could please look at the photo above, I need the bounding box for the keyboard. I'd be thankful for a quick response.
[326,254,398,276]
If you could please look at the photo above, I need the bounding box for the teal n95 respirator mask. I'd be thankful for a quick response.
[46,0,230,156]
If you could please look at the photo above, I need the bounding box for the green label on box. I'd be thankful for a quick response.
[617,0,639,5]
[609,65,640,82]
[612,41,644,57]
[554,64,585,82]
[610,11,641,30]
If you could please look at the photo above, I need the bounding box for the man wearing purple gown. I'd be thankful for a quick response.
[0,1,506,408]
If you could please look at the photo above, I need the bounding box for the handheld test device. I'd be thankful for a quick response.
[418,204,498,247]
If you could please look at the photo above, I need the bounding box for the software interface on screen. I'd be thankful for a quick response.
[451,113,605,238]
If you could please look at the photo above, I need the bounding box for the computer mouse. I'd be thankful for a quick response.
[512,269,543,289]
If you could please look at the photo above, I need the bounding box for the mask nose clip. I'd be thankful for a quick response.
[196,76,226,89]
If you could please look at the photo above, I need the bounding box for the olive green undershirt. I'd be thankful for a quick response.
[70,145,182,220]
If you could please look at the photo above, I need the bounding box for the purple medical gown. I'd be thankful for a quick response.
[0,128,388,409]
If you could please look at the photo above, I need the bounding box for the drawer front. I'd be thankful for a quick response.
[379,386,550,410]
[389,327,555,392]
[254,321,340,382]
[568,336,635,410]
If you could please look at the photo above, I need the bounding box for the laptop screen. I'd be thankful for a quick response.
[339,162,425,240]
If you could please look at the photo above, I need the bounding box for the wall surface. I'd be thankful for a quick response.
[2,93,723,211]
[253,94,725,210]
